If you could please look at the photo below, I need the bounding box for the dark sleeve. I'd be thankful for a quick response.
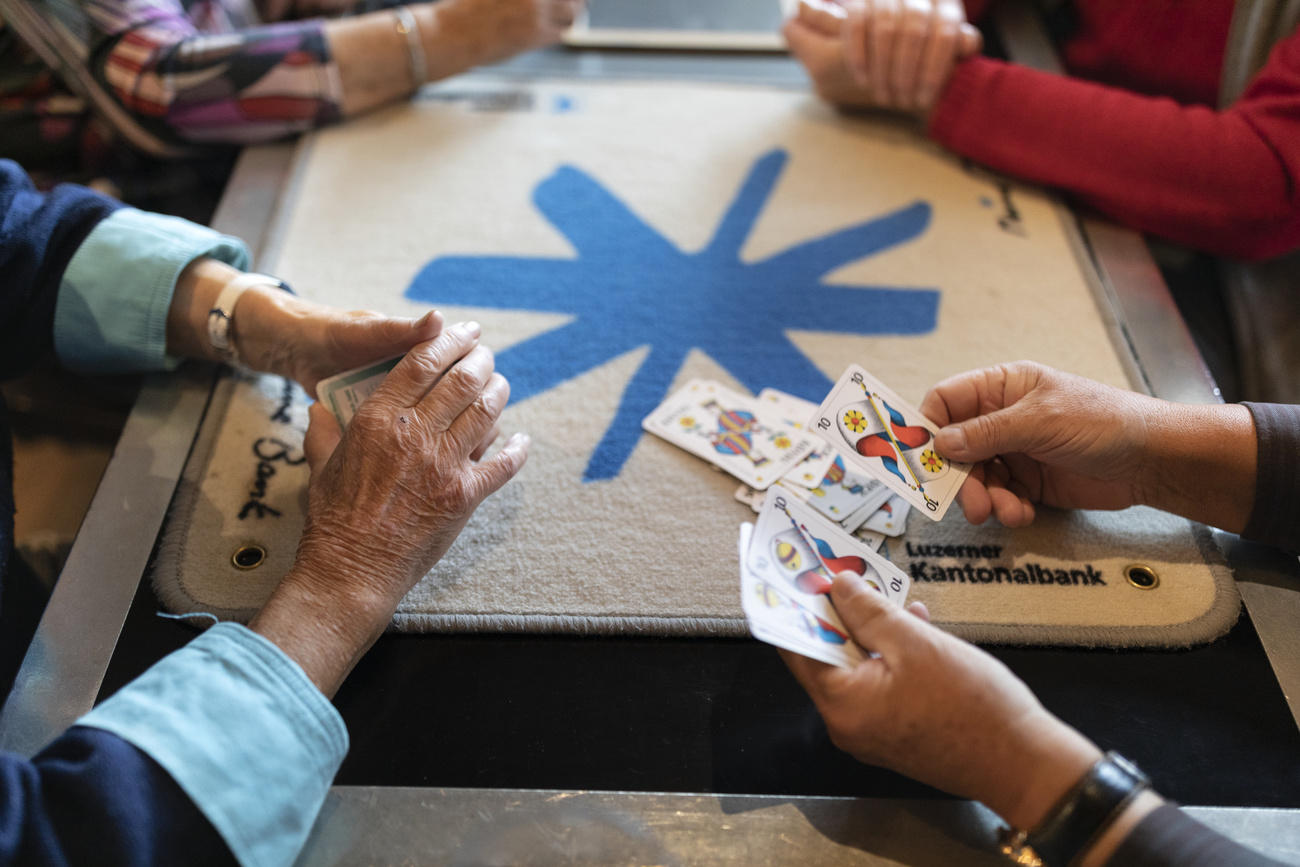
[1241,403,1300,552]
[0,159,121,380]
[1106,803,1290,866]
[0,726,232,866]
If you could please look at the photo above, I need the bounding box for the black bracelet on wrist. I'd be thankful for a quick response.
[1020,751,1150,867]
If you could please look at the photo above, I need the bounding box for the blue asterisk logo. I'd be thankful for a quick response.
[406,149,938,481]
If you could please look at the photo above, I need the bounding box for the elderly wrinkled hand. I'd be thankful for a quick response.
[781,571,1102,831]
[298,321,527,602]
[248,321,529,695]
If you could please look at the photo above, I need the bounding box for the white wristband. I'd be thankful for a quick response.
[207,272,290,366]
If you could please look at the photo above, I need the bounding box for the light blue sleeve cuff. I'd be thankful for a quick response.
[77,622,348,867]
[54,207,250,374]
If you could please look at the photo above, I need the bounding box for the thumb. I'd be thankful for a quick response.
[933,403,1039,464]
[303,402,343,474]
[830,571,918,659]
[333,309,443,358]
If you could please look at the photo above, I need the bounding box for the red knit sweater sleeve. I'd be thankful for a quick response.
[927,29,1300,260]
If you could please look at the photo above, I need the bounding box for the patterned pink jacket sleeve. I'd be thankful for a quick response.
[8,0,344,150]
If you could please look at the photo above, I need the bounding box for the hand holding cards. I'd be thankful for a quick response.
[739,489,912,668]
[810,365,971,521]
[642,370,952,667]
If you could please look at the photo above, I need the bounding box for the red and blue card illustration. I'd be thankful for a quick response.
[811,365,970,521]
[739,489,912,668]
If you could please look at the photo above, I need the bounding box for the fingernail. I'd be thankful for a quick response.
[937,425,966,452]
[456,320,481,338]
[508,432,531,449]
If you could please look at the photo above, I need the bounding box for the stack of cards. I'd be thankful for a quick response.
[642,380,820,490]
[731,390,911,543]
[738,489,913,667]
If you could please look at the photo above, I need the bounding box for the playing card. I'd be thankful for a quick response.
[811,365,971,521]
[738,523,864,668]
[757,388,837,488]
[863,495,911,537]
[316,356,403,427]
[804,455,892,526]
[839,494,886,534]
[854,526,887,551]
[734,484,764,513]
[750,488,911,603]
[643,380,818,489]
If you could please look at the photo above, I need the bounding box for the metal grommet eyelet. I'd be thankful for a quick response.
[232,544,267,571]
[1125,563,1159,590]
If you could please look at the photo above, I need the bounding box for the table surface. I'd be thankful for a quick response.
[4,13,1300,865]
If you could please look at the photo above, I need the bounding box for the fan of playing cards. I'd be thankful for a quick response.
[642,365,972,668]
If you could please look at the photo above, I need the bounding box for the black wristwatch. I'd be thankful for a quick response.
[1024,751,1151,867]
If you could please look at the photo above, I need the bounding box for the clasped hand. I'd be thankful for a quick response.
[784,0,981,114]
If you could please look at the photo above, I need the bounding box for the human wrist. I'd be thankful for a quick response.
[249,559,391,697]
[1135,401,1256,532]
[982,711,1103,832]
[419,2,484,81]
[169,259,294,369]
[1075,788,1164,867]
[228,283,310,376]
[168,257,243,362]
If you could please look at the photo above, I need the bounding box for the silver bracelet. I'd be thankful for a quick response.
[393,6,427,92]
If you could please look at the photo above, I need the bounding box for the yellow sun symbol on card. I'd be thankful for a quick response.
[679,416,695,428]
[843,409,868,433]
[920,449,944,472]
[774,435,792,449]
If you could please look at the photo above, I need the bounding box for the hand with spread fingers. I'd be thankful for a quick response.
[248,321,530,697]
[919,361,1257,531]
[783,0,980,115]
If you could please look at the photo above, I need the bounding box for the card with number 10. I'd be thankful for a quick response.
[810,365,971,521]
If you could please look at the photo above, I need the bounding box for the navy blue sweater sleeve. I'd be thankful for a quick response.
[0,162,232,864]
[0,726,233,866]
[1106,803,1288,866]
[1241,403,1300,553]
[0,159,121,380]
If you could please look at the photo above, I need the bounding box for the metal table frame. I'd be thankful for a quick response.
[4,7,1300,863]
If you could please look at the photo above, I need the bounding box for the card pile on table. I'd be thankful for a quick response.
[643,365,973,667]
